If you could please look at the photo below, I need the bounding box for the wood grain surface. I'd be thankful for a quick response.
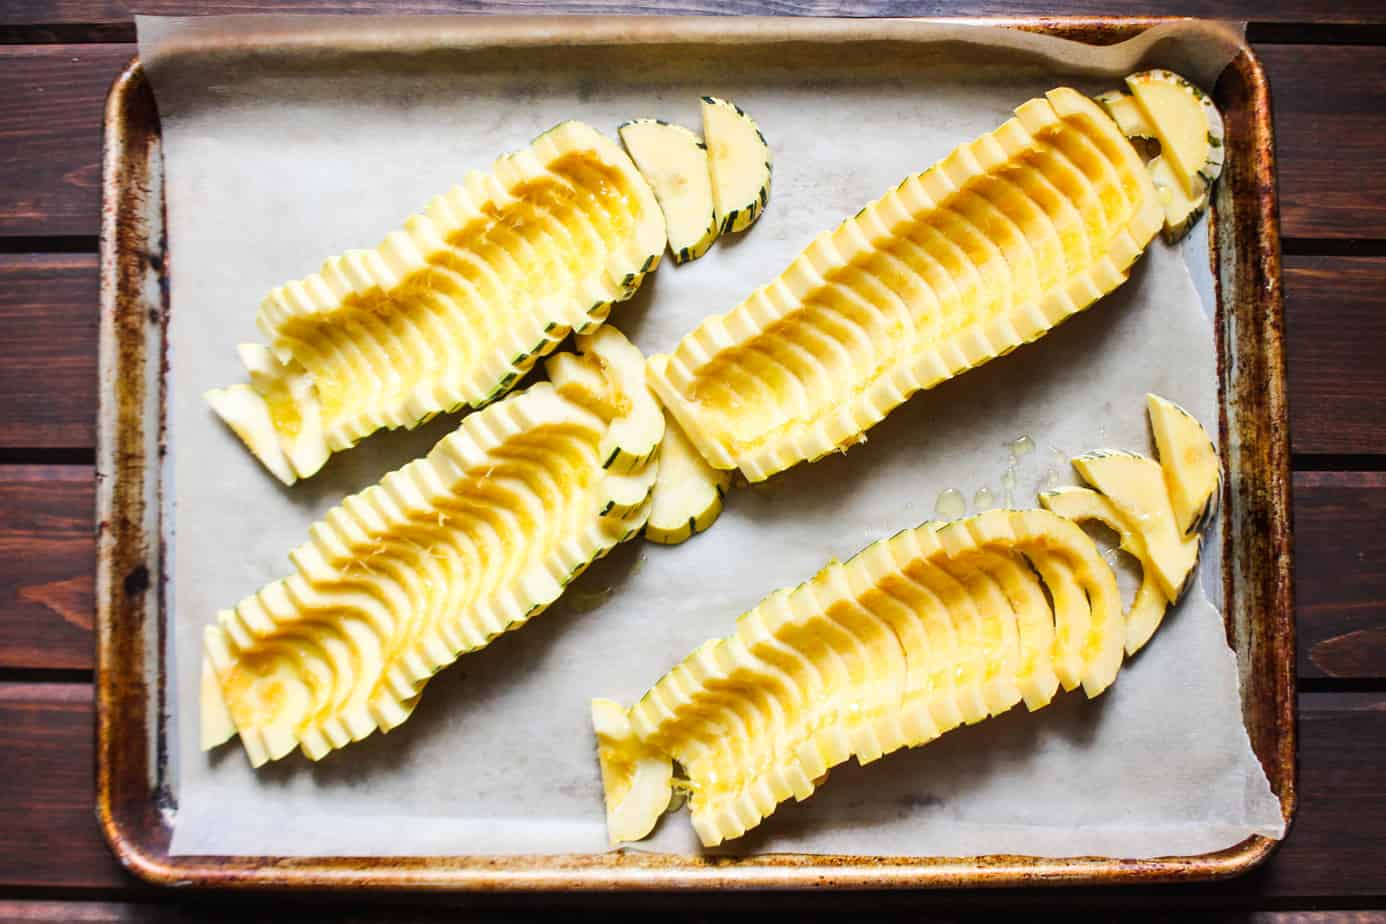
[1285,258,1386,457]
[0,255,98,449]
[0,45,130,237]
[1295,472,1386,681]
[0,684,128,890]
[0,467,93,671]
[1262,46,1386,242]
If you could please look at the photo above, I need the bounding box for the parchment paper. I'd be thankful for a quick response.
[138,15,1284,858]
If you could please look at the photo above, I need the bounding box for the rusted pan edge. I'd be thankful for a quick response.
[141,14,1227,60]
[95,57,176,882]
[95,19,1292,890]
[1212,45,1297,833]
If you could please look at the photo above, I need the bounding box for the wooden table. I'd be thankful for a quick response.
[2,2,1384,920]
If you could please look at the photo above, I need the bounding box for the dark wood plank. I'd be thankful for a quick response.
[0,682,1380,896]
[0,254,97,449]
[0,466,94,671]
[4,0,1386,30]
[1294,471,1386,681]
[0,683,129,890]
[1253,693,1386,897]
[1262,45,1386,241]
[0,44,131,237]
[1285,257,1386,457]
[2,40,1385,242]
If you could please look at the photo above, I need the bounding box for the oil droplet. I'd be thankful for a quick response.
[935,488,966,520]
[1006,434,1036,460]
[1001,467,1016,507]
[973,487,996,510]
[628,553,646,578]
[1042,468,1060,490]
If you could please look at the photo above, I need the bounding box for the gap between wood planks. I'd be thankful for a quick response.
[1283,239,1386,259]
[0,236,97,253]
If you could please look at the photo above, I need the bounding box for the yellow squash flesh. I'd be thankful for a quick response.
[1071,450,1201,603]
[1036,396,1222,654]
[207,121,666,485]
[647,87,1162,482]
[591,697,674,845]
[596,508,1125,847]
[202,333,659,767]
[644,410,732,545]
[1039,485,1171,655]
[1146,393,1221,535]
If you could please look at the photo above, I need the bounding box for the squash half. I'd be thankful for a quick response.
[647,87,1162,482]
[594,508,1126,847]
[207,121,665,485]
[202,331,660,767]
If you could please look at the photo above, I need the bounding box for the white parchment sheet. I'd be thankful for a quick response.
[138,16,1284,858]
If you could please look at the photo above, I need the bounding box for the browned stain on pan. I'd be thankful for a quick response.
[96,19,1293,891]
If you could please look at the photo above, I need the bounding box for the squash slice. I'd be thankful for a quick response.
[1146,393,1221,535]
[649,87,1161,482]
[644,410,732,545]
[591,698,674,845]
[1099,72,1224,242]
[202,332,659,767]
[208,121,665,485]
[1071,450,1200,603]
[702,97,772,234]
[620,118,719,263]
[596,508,1125,847]
[581,325,665,473]
[1040,485,1170,655]
[1125,70,1225,191]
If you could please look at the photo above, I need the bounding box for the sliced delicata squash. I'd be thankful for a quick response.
[1071,450,1200,604]
[579,325,665,474]
[593,508,1128,847]
[202,331,660,768]
[701,96,772,235]
[1125,70,1225,191]
[207,120,666,485]
[1094,90,1156,141]
[650,86,1161,482]
[1146,393,1221,535]
[1039,485,1170,655]
[1041,396,1221,653]
[1099,71,1225,242]
[644,410,732,545]
[620,119,719,264]
[591,698,674,845]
